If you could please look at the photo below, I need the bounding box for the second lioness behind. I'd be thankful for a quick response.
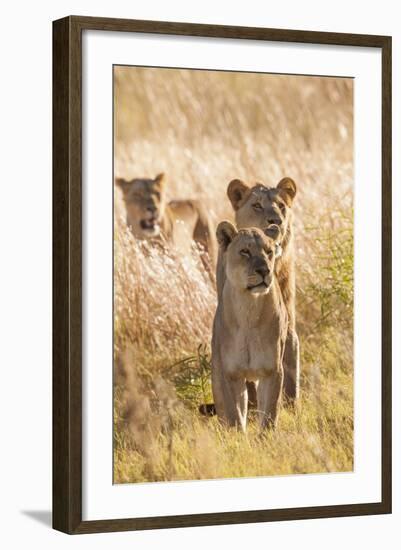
[116,173,217,273]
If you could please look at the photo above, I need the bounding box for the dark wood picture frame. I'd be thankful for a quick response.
[53,15,392,534]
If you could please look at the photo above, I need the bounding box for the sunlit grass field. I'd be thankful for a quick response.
[113,66,354,483]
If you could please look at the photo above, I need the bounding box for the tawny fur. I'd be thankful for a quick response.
[116,173,217,274]
[217,177,300,403]
[211,222,287,432]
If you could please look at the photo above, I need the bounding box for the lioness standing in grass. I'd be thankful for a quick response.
[221,177,300,402]
[116,173,217,273]
[212,221,287,431]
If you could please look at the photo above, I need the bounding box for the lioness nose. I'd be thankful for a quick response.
[147,205,157,213]
[255,265,269,277]
[268,218,282,226]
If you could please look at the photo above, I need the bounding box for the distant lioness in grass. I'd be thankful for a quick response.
[211,221,287,431]
[220,177,300,403]
[116,173,217,272]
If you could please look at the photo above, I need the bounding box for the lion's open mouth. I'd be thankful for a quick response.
[140,218,158,231]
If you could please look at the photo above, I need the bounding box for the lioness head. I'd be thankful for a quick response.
[227,177,296,247]
[116,173,166,238]
[216,221,281,295]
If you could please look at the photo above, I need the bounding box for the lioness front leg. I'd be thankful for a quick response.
[212,369,248,432]
[283,329,300,402]
[257,368,284,429]
[227,377,248,432]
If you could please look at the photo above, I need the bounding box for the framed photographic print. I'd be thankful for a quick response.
[53,16,392,534]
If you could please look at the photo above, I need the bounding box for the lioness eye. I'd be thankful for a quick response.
[240,249,250,257]
[253,203,263,210]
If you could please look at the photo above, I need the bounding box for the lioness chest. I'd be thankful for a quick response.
[217,312,279,381]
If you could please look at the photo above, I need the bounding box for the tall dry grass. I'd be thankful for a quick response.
[113,66,354,483]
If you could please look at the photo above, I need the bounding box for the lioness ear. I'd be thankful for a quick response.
[154,173,166,190]
[227,179,251,211]
[277,177,297,206]
[216,221,238,251]
[264,224,280,242]
[115,177,131,194]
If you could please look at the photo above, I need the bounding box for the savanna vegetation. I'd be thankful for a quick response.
[113,66,354,483]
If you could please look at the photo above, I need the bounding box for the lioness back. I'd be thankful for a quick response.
[167,199,216,266]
